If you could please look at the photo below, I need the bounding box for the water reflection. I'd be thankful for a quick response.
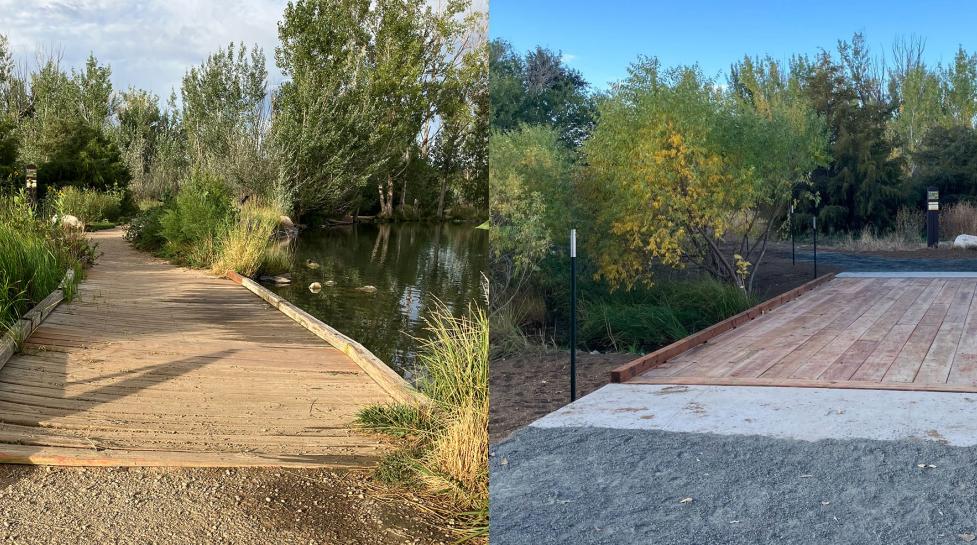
[268,223,487,374]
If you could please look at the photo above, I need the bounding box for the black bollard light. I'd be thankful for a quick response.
[927,187,940,248]
[569,229,577,402]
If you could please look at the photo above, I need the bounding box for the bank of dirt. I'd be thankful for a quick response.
[0,465,455,545]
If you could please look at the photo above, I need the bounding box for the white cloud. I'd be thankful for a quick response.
[0,0,288,103]
[0,0,487,107]
[561,53,577,64]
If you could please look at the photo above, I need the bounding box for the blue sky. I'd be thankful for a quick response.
[491,0,977,90]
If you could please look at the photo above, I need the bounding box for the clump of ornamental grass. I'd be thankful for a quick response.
[356,301,489,541]
[211,202,284,277]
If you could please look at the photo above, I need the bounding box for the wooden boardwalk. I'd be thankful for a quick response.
[0,229,392,467]
[627,274,977,392]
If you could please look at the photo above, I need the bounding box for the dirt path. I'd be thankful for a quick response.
[0,465,455,544]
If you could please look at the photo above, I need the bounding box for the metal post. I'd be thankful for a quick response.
[569,229,577,403]
[927,187,940,248]
[790,204,795,266]
[813,216,818,279]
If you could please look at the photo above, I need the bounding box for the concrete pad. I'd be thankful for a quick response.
[836,271,977,278]
[531,383,977,446]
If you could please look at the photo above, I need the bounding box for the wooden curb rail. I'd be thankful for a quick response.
[0,269,75,373]
[226,271,422,405]
[610,272,837,383]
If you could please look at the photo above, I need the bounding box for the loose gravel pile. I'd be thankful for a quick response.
[491,426,977,544]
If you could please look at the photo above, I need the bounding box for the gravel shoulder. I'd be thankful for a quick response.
[0,465,455,545]
[490,426,977,545]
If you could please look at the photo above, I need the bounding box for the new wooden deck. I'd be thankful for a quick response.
[0,229,392,467]
[627,274,977,392]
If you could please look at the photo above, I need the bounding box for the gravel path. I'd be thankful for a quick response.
[491,427,977,545]
[0,466,454,545]
[795,249,977,272]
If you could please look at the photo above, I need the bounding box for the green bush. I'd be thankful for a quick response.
[124,204,168,251]
[575,279,755,353]
[159,171,233,265]
[52,186,124,224]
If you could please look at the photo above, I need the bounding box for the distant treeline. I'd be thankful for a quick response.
[0,0,488,222]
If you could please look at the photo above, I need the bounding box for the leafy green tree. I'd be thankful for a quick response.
[0,117,17,187]
[489,39,595,146]
[887,37,946,161]
[273,0,385,216]
[182,43,273,196]
[490,125,573,308]
[75,53,116,129]
[943,46,977,127]
[38,119,131,195]
[912,125,977,204]
[799,36,905,232]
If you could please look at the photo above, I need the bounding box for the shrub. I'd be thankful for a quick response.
[124,203,168,251]
[52,186,123,224]
[941,202,977,240]
[159,171,233,265]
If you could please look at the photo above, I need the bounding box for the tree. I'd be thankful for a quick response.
[489,39,596,146]
[799,36,905,232]
[490,125,573,309]
[273,0,384,216]
[181,43,272,196]
[912,125,977,205]
[582,59,827,292]
[943,46,977,127]
[0,117,17,187]
[38,119,131,194]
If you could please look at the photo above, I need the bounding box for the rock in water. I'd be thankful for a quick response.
[309,282,322,293]
[259,274,292,285]
[953,234,977,249]
[323,280,336,287]
[304,259,320,270]
[355,285,378,293]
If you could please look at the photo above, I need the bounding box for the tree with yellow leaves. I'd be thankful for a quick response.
[582,58,827,292]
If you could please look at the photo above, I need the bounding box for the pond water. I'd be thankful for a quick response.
[267,222,487,376]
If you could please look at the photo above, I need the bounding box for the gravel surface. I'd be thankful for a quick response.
[490,426,977,544]
[795,249,977,271]
[0,466,454,545]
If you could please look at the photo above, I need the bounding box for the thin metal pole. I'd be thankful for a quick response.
[813,216,818,279]
[570,229,577,403]
[790,204,795,266]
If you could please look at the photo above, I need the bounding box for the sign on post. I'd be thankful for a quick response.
[927,187,939,248]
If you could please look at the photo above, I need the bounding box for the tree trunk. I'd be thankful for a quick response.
[436,178,447,220]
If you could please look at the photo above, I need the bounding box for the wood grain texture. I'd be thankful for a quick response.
[0,229,392,467]
[626,276,977,393]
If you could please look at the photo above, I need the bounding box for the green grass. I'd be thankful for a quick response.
[576,279,756,353]
[0,193,85,331]
[356,301,488,541]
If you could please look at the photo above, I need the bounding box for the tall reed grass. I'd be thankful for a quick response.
[0,193,81,330]
[357,301,489,541]
[942,202,977,240]
[212,202,291,277]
